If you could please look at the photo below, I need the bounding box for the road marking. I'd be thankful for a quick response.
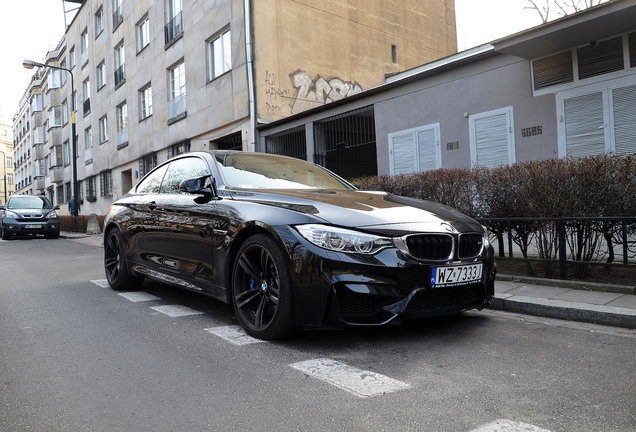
[118,292,160,303]
[204,326,265,345]
[290,358,410,398]
[91,279,110,288]
[469,419,551,432]
[150,305,204,318]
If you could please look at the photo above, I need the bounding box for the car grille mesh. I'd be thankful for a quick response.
[458,234,483,259]
[404,285,481,317]
[405,234,453,260]
[336,289,394,317]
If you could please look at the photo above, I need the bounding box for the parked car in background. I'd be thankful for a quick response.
[103,151,496,340]
[0,195,61,240]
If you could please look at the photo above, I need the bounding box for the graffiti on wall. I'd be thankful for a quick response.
[263,69,364,118]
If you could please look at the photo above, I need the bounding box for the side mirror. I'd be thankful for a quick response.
[179,175,219,202]
[54,205,60,210]
[0,205,4,210]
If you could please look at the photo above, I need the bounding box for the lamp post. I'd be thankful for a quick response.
[23,59,79,222]
[0,150,6,205]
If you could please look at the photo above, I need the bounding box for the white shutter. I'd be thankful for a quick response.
[474,113,509,167]
[612,84,636,155]
[563,92,605,158]
[417,129,437,172]
[390,133,416,174]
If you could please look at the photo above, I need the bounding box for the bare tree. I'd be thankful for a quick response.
[526,0,609,23]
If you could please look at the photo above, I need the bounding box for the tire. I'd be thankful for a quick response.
[104,228,144,291]
[51,232,60,239]
[232,234,300,340]
[1,226,9,241]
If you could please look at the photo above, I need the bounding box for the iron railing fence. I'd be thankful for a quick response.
[477,217,636,280]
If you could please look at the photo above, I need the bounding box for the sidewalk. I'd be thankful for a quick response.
[492,274,636,329]
[60,232,636,330]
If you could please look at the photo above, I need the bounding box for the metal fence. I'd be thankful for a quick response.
[477,217,636,280]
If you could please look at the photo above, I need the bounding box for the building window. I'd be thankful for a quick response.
[137,16,150,52]
[31,94,42,112]
[60,60,67,85]
[83,78,91,115]
[469,106,516,168]
[69,47,76,69]
[140,153,157,177]
[96,8,104,36]
[64,140,71,166]
[57,185,64,205]
[117,103,128,147]
[61,100,68,125]
[81,29,89,66]
[48,69,61,89]
[99,116,108,144]
[391,45,398,64]
[100,170,113,197]
[97,61,106,90]
[388,123,441,175]
[114,42,126,87]
[168,140,191,158]
[65,183,71,202]
[7,157,12,167]
[85,127,92,150]
[209,29,231,80]
[7,174,13,185]
[48,107,62,128]
[113,0,123,29]
[168,61,186,120]
[140,84,153,120]
[86,176,96,200]
[165,0,183,46]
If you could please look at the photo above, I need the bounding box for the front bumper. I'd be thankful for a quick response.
[275,226,497,328]
[2,218,61,237]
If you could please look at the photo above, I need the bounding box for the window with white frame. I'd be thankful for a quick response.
[48,69,61,89]
[31,94,42,112]
[117,102,128,145]
[557,77,636,158]
[168,61,186,118]
[97,61,106,89]
[100,170,113,197]
[83,78,90,102]
[140,84,153,120]
[87,176,96,199]
[62,100,68,125]
[60,60,67,85]
[115,42,125,86]
[469,106,516,168]
[48,107,61,128]
[85,127,92,150]
[388,123,442,175]
[113,0,123,29]
[81,29,89,65]
[64,140,71,166]
[137,16,150,52]
[69,47,76,69]
[165,0,183,45]
[209,29,231,80]
[99,116,108,144]
[96,7,104,36]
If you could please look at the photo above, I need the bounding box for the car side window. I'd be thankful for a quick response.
[159,157,210,195]
[136,164,169,194]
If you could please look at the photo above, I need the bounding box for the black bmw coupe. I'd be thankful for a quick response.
[104,151,496,339]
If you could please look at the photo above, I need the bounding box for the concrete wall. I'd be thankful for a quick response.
[253,0,457,121]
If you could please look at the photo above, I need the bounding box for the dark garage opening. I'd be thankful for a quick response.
[265,125,307,160]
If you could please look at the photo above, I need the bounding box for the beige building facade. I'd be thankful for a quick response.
[1,110,15,205]
[13,0,457,216]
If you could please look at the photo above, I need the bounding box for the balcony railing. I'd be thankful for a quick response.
[83,98,91,115]
[117,128,128,147]
[168,93,186,120]
[164,12,183,46]
[114,65,126,87]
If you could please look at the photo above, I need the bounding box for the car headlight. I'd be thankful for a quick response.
[45,211,59,219]
[481,224,491,248]
[4,210,19,219]
[295,224,393,254]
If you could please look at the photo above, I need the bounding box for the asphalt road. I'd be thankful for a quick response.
[1,237,635,432]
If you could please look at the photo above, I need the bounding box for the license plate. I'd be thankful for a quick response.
[431,263,483,287]
[25,225,43,229]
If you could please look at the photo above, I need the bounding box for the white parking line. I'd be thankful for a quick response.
[290,358,410,398]
[91,279,110,288]
[150,305,204,318]
[118,292,160,303]
[469,419,551,432]
[204,326,266,345]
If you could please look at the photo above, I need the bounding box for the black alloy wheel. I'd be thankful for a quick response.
[104,228,144,291]
[232,234,299,340]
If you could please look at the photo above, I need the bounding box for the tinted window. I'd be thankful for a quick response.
[160,157,210,194]
[7,196,53,210]
[136,164,169,194]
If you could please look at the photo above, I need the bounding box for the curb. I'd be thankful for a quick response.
[496,274,635,295]
[488,296,636,330]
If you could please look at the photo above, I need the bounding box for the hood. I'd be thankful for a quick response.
[229,188,483,235]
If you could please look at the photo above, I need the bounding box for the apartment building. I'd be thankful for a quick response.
[1,110,14,205]
[13,0,457,215]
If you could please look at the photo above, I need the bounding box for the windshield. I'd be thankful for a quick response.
[214,153,354,190]
[7,196,53,210]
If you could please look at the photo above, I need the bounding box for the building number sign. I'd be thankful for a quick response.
[522,126,542,137]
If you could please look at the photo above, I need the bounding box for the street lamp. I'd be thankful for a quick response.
[0,150,7,205]
[23,59,79,221]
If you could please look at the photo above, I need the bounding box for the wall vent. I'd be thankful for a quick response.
[577,37,624,80]
[532,51,574,90]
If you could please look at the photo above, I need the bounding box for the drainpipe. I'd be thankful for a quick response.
[244,0,257,152]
